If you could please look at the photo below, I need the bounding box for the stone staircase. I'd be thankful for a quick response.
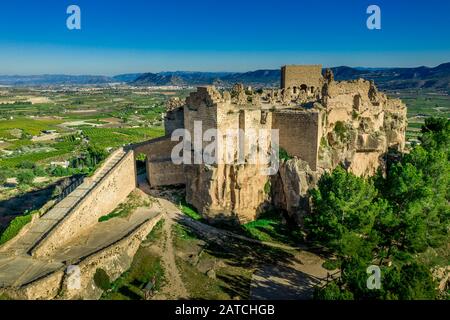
[0,148,127,257]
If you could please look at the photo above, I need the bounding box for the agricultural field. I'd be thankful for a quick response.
[0,86,188,206]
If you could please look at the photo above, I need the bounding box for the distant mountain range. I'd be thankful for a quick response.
[0,74,114,86]
[1,63,449,91]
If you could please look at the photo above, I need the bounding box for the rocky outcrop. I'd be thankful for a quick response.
[317,77,407,176]
[432,266,450,294]
[272,74,407,221]
[272,159,321,223]
[185,164,271,223]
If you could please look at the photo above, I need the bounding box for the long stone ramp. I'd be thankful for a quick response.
[0,148,129,257]
[0,147,140,290]
[29,148,135,258]
[0,210,162,298]
[0,146,166,299]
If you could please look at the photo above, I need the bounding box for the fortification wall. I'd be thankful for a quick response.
[273,110,321,171]
[185,87,218,124]
[32,150,137,258]
[147,160,185,186]
[281,65,323,89]
[1,213,163,300]
[134,135,177,161]
[59,213,163,300]
[134,136,185,187]
[324,79,385,130]
[164,107,184,136]
[0,268,65,300]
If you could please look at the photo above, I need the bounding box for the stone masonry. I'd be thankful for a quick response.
[140,65,407,223]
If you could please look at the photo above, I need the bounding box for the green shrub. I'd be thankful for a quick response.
[33,166,47,177]
[0,213,34,245]
[279,148,292,161]
[314,282,354,300]
[94,268,111,291]
[264,180,271,194]
[334,121,348,140]
[322,259,340,271]
[17,170,35,185]
[0,171,7,185]
[50,166,72,177]
[136,153,147,162]
[18,160,35,169]
[179,199,203,221]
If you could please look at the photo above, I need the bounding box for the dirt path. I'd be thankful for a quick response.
[156,196,301,252]
[137,181,331,300]
[154,197,330,300]
[152,202,188,300]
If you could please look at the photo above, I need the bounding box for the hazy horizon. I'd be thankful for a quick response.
[0,60,449,77]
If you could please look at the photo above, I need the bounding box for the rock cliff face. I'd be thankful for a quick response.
[272,159,321,223]
[185,164,271,223]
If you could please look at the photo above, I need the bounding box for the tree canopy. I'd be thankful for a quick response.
[308,117,449,300]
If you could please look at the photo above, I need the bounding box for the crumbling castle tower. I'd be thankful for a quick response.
[136,65,407,223]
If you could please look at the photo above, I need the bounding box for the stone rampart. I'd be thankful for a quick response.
[133,136,185,187]
[273,110,322,171]
[31,150,137,258]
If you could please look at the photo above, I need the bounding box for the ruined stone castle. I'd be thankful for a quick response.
[135,65,407,223]
[0,66,407,299]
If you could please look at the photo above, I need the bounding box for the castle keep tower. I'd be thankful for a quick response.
[281,65,323,90]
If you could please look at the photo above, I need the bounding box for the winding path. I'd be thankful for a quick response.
[151,202,188,300]
[138,182,332,300]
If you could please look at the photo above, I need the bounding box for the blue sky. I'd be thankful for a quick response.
[0,0,449,75]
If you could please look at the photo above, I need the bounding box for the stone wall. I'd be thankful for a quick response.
[133,135,175,161]
[134,136,185,187]
[273,110,322,171]
[1,213,163,300]
[164,106,184,136]
[0,268,65,300]
[281,65,323,90]
[182,88,275,222]
[59,214,163,300]
[32,150,137,258]
[147,160,185,186]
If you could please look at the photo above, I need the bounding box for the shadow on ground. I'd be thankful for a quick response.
[139,181,330,300]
